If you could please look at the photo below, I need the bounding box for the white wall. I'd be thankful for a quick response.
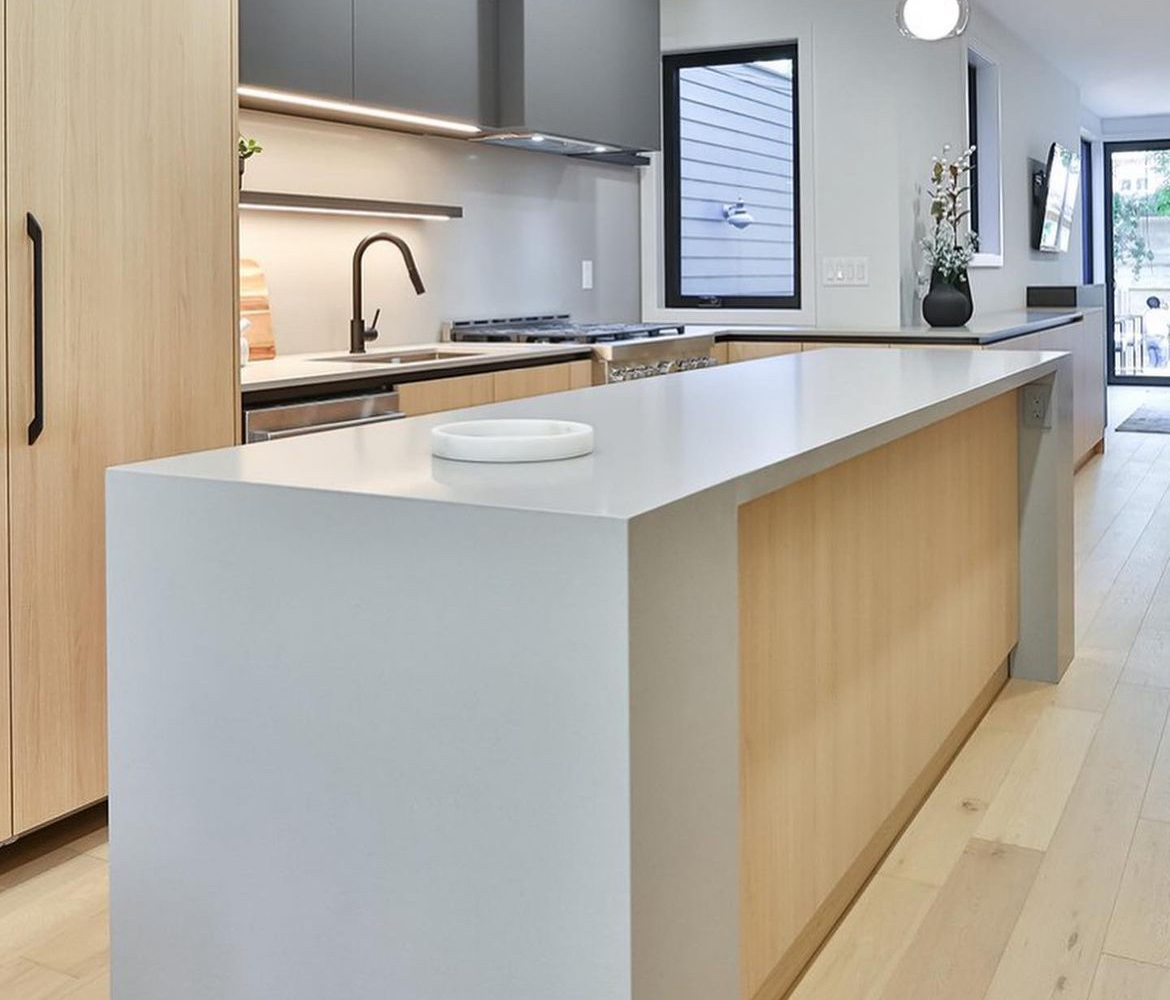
[1101,115,1170,142]
[960,8,1085,313]
[239,110,642,356]
[645,0,1086,328]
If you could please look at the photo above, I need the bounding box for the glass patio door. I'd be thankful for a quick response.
[1107,140,1170,384]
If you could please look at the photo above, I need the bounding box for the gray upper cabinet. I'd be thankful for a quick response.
[239,0,355,99]
[498,0,661,151]
[238,0,661,154]
[354,0,496,124]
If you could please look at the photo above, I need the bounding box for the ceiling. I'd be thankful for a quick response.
[975,0,1170,120]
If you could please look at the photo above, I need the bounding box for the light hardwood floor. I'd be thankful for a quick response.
[4,388,1170,1000]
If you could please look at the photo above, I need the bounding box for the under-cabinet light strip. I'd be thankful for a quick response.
[238,191,463,222]
[241,204,453,222]
[237,85,482,136]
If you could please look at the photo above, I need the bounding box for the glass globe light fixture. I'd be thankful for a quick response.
[897,0,970,41]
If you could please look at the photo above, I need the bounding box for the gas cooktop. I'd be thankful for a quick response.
[445,314,686,345]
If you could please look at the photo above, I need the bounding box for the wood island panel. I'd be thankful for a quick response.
[738,391,1020,1000]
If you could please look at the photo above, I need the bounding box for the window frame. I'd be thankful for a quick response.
[1081,137,1094,285]
[662,42,803,311]
[967,61,980,237]
[965,44,1004,268]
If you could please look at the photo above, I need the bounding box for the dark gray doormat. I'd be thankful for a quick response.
[1117,404,1170,434]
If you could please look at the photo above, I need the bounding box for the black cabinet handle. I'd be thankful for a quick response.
[26,213,44,445]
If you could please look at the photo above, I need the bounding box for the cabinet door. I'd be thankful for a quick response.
[400,373,494,416]
[7,0,238,834]
[354,0,494,123]
[240,0,354,99]
[801,342,889,352]
[728,342,802,363]
[501,0,660,150]
[492,363,575,403]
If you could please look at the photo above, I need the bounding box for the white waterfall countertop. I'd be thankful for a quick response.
[128,346,1067,521]
[106,345,1075,1000]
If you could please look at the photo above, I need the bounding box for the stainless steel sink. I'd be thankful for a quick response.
[314,349,489,365]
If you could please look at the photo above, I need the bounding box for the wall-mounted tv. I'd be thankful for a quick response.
[1033,142,1082,253]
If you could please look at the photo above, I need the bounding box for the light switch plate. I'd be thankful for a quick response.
[582,259,594,291]
[822,256,870,287]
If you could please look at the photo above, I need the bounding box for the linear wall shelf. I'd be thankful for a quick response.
[239,190,463,221]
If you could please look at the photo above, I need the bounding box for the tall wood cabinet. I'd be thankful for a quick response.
[1,0,239,838]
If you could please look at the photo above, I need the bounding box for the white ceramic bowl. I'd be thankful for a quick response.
[431,419,594,463]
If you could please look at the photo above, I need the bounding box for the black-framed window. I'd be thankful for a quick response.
[1081,137,1094,284]
[967,61,980,236]
[663,43,801,310]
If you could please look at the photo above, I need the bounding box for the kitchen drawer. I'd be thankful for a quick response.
[727,341,802,364]
[493,363,578,402]
[399,373,494,416]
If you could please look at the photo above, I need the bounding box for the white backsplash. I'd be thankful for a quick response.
[239,110,642,356]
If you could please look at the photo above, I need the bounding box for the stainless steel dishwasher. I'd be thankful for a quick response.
[244,390,405,443]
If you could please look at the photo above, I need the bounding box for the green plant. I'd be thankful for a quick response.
[921,144,979,282]
[238,136,263,161]
[1155,184,1170,218]
[1113,191,1156,282]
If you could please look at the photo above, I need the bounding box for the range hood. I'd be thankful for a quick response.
[475,0,661,162]
[474,132,649,165]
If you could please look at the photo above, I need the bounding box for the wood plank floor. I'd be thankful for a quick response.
[3,387,1170,1000]
[793,385,1170,1000]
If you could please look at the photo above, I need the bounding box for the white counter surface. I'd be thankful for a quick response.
[693,307,1092,345]
[128,347,1065,521]
[108,343,1075,1000]
[241,310,1089,396]
[240,341,592,393]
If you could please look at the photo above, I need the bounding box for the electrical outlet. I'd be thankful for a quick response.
[582,259,594,291]
[1022,383,1053,429]
[822,256,870,287]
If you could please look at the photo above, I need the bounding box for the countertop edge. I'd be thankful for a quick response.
[706,309,1092,346]
[240,345,595,396]
[122,348,1069,524]
[628,350,1066,521]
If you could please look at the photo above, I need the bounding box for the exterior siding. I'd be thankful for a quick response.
[678,62,797,298]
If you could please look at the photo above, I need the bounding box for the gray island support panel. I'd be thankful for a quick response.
[107,348,1073,1000]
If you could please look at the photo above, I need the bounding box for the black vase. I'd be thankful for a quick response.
[922,269,974,328]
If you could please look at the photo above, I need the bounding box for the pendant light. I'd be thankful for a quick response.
[897,0,970,41]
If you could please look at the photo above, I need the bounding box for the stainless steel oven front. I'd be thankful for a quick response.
[244,390,405,443]
[592,335,718,385]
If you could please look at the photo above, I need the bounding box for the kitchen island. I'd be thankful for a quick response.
[107,348,1074,1000]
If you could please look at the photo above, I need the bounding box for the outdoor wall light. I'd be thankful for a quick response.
[723,198,755,230]
[897,0,970,41]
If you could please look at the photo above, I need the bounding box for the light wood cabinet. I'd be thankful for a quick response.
[1,0,238,837]
[567,360,593,390]
[493,361,592,402]
[721,340,891,364]
[727,341,802,364]
[399,373,494,416]
[401,361,591,417]
[801,341,889,351]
